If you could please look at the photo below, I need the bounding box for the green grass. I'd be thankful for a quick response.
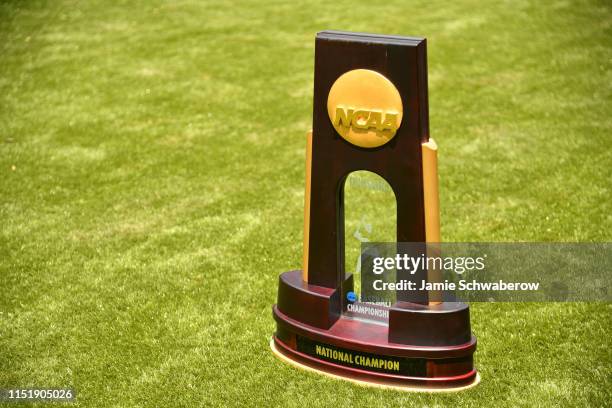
[1,0,611,406]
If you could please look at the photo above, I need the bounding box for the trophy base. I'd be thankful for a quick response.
[272,270,478,391]
[270,337,480,392]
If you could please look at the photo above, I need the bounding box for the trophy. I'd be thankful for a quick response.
[271,31,478,390]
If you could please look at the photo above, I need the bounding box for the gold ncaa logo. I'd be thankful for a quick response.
[327,69,403,148]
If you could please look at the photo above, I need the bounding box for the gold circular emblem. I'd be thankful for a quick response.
[327,69,403,148]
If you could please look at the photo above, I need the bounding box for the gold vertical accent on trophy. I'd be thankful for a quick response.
[302,131,313,283]
[422,138,442,305]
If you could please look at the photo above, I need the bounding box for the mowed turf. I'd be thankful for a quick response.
[1,0,611,406]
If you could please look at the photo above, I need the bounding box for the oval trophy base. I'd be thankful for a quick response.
[270,337,479,392]
[271,271,479,392]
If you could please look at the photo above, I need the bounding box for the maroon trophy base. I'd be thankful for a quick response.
[272,270,478,390]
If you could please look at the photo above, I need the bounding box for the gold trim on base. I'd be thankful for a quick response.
[269,338,480,393]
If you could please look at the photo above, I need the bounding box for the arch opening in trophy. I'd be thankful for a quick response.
[343,170,397,322]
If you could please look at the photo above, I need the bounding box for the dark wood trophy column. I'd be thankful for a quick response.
[271,31,478,390]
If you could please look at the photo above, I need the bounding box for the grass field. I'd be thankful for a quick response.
[1,0,611,406]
